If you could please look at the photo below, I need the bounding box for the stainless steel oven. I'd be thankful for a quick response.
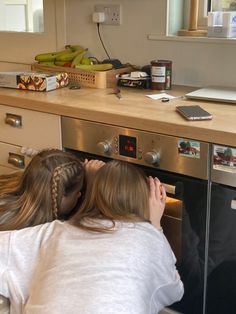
[62,117,210,314]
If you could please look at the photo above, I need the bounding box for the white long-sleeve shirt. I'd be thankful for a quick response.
[0,220,184,314]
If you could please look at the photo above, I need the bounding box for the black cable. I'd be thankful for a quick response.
[96,23,111,60]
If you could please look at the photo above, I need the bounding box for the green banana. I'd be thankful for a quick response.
[71,49,88,68]
[65,44,85,53]
[56,50,84,62]
[75,63,113,71]
[35,52,58,62]
[81,57,92,65]
[35,48,72,62]
[55,48,73,56]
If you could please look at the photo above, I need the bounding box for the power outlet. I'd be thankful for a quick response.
[94,4,121,25]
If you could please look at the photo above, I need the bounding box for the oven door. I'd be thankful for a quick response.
[206,145,236,314]
[141,165,208,314]
[65,149,208,314]
[206,183,236,314]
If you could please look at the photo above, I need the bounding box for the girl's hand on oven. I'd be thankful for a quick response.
[148,176,166,231]
[83,159,105,186]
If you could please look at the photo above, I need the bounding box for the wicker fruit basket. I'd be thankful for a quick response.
[31,63,132,89]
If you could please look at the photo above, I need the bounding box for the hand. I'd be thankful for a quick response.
[148,177,166,231]
[83,159,105,186]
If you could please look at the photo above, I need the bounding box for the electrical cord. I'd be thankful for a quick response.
[96,23,111,60]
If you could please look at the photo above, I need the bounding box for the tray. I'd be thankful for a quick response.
[31,63,132,89]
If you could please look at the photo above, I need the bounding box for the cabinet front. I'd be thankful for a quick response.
[0,105,62,149]
[0,104,62,174]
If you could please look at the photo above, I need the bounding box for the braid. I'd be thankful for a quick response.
[51,161,82,219]
[51,167,61,219]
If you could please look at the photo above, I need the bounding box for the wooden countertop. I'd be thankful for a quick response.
[0,85,236,147]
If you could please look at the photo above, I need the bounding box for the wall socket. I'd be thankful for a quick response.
[94,4,121,25]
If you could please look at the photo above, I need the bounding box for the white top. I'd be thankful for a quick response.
[0,220,184,314]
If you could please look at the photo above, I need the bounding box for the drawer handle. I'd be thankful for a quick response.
[8,153,25,169]
[5,113,22,127]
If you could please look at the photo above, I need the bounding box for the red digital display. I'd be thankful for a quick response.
[119,135,136,158]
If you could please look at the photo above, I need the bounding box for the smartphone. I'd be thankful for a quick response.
[176,105,213,121]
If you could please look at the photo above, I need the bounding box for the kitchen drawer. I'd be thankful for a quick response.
[0,142,31,171]
[0,104,62,149]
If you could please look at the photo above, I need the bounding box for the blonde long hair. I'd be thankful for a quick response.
[71,160,150,232]
[0,149,84,231]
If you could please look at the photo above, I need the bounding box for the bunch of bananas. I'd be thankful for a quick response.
[35,44,113,71]
[35,45,87,67]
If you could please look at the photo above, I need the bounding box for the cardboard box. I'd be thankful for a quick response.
[0,71,69,91]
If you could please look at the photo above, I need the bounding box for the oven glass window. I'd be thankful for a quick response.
[119,135,137,158]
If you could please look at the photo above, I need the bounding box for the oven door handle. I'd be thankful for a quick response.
[162,182,182,196]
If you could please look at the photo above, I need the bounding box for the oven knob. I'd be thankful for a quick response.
[97,141,111,154]
[144,151,160,165]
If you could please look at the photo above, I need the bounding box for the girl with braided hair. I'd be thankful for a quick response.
[0,171,22,195]
[0,149,87,231]
[0,149,104,231]
[0,160,183,314]
[0,148,104,314]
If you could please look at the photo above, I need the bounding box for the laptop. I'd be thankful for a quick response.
[185,86,236,104]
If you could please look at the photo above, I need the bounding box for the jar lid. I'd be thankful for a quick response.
[157,60,172,64]
[151,60,172,65]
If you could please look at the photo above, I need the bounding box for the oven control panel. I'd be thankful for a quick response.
[96,134,161,166]
[62,117,209,180]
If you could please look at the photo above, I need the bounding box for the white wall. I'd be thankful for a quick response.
[65,0,236,88]
[0,0,235,88]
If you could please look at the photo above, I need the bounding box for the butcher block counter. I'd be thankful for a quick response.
[0,85,236,147]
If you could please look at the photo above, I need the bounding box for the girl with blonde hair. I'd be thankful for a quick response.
[0,160,183,314]
[72,159,157,230]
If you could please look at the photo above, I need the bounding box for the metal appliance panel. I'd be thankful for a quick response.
[62,117,209,180]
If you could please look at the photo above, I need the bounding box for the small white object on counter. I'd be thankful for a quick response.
[146,92,179,100]
[118,71,149,80]
[130,71,149,78]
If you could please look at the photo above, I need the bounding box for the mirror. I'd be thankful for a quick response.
[0,0,44,33]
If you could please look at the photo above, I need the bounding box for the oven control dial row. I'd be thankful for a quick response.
[144,151,160,166]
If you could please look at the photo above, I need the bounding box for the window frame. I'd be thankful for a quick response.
[149,0,236,43]
[3,0,33,32]
[0,0,66,65]
[198,0,236,28]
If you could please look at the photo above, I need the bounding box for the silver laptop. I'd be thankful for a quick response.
[185,86,236,103]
